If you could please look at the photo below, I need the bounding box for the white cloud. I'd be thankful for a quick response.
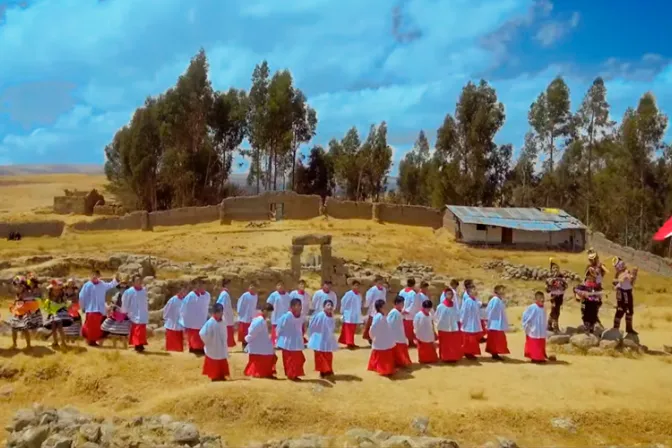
[535,11,580,47]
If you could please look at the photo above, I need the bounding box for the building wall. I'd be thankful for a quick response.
[70,211,146,232]
[325,198,373,220]
[459,223,503,243]
[148,205,220,227]
[0,220,66,238]
[376,204,443,229]
[221,191,321,221]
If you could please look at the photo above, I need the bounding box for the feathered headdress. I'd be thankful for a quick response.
[47,279,63,290]
[612,256,626,272]
[549,257,559,270]
[587,248,598,261]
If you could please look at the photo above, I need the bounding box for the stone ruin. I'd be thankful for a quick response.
[52,189,105,216]
[547,325,649,357]
[482,259,582,282]
[290,234,333,283]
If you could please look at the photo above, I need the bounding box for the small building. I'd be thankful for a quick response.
[443,206,586,251]
[53,189,105,215]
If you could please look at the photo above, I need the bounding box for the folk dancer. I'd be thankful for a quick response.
[63,279,82,342]
[387,295,412,368]
[122,275,149,353]
[236,283,259,348]
[163,286,187,352]
[339,280,363,349]
[460,280,483,359]
[100,275,131,347]
[367,299,397,376]
[522,292,549,363]
[545,258,568,333]
[79,270,119,347]
[308,299,339,378]
[363,275,386,345]
[400,278,420,347]
[574,267,604,335]
[587,248,608,325]
[244,303,277,378]
[42,279,73,348]
[612,257,639,335]
[276,298,306,381]
[484,285,510,361]
[434,288,463,363]
[200,303,230,382]
[267,281,291,346]
[9,276,43,349]
[180,278,211,355]
[413,300,439,364]
[216,279,237,348]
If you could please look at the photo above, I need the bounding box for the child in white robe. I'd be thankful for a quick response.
[244,303,277,378]
[199,303,230,381]
[364,275,386,344]
[179,278,211,355]
[338,280,363,348]
[435,288,462,362]
[276,298,306,380]
[308,299,339,377]
[413,300,438,364]
[267,281,291,347]
[367,299,397,376]
[79,269,119,347]
[417,282,431,310]
[121,275,149,353]
[216,278,236,348]
[290,279,311,343]
[523,291,549,363]
[400,278,420,347]
[163,287,187,352]
[387,295,412,368]
[459,279,483,359]
[312,280,338,313]
[485,284,510,360]
[236,283,259,348]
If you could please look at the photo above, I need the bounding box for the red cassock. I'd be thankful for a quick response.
[82,312,105,343]
[417,340,439,363]
[129,323,148,347]
[362,316,374,343]
[226,326,236,348]
[367,348,397,376]
[338,323,357,346]
[524,336,547,361]
[313,351,333,373]
[238,322,251,343]
[186,328,205,350]
[393,343,413,367]
[282,350,306,379]
[202,356,230,380]
[402,320,416,345]
[165,329,184,352]
[438,330,463,362]
[462,332,482,356]
[485,330,510,355]
[244,354,278,378]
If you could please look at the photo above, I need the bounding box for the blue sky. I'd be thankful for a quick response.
[0,0,671,175]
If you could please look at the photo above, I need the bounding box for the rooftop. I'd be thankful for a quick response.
[445,206,586,232]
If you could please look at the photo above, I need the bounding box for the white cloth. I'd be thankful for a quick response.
[162,296,184,331]
[79,279,119,314]
[522,304,547,339]
[400,288,420,321]
[386,308,407,344]
[236,291,258,323]
[308,311,339,352]
[434,300,460,332]
[459,295,483,334]
[267,290,291,325]
[244,315,274,355]
[340,290,363,324]
[216,289,235,327]
[370,312,395,350]
[290,290,312,318]
[413,311,435,343]
[486,296,509,331]
[276,311,304,351]
[179,291,211,330]
[121,287,149,325]
[365,286,386,317]
[199,317,228,360]
[312,289,338,313]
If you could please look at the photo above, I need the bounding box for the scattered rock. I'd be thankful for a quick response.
[495,436,518,448]
[173,422,200,445]
[570,333,600,350]
[42,435,74,448]
[624,333,640,346]
[79,423,102,443]
[601,328,623,342]
[547,335,570,345]
[550,417,577,433]
[17,425,50,448]
[292,234,332,245]
[381,435,413,448]
[411,416,430,435]
[587,347,606,356]
[12,408,37,432]
[599,340,620,350]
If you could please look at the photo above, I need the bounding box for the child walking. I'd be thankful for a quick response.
[163,287,187,352]
[339,280,363,349]
[485,285,510,361]
[216,279,237,348]
[9,276,42,349]
[459,279,483,360]
[308,299,338,378]
[367,299,397,376]
[276,298,306,381]
[522,292,549,363]
[244,303,277,379]
[434,288,462,363]
[413,300,438,364]
[200,303,230,382]
[63,279,82,343]
[386,295,413,368]
[43,279,73,348]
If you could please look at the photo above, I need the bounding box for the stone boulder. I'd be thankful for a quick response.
[292,234,332,245]
[547,335,570,345]
[569,333,600,350]
[601,328,623,342]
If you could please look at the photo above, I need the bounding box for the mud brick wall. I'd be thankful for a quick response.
[325,198,373,220]
[377,203,443,229]
[93,204,126,216]
[0,220,66,238]
[70,211,147,232]
[148,205,220,227]
[53,196,87,215]
[221,191,321,222]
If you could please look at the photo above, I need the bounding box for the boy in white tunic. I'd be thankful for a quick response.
[290,279,311,342]
[460,279,483,359]
[199,303,230,381]
[163,286,187,352]
[387,296,412,367]
[522,292,550,363]
[179,278,211,355]
[485,284,510,360]
[338,280,363,348]
[216,278,236,348]
[79,269,119,346]
[267,281,291,346]
[237,282,259,348]
[400,278,420,347]
[435,288,462,362]
[413,300,438,364]
[363,275,386,344]
[308,299,339,377]
[121,275,149,353]
[367,299,397,376]
[276,298,306,380]
[312,280,338,313]
[244,303,277,378]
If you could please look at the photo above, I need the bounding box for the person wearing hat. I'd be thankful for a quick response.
[574,267,604,335]
[43,279,74,348]
[545,258,568,333]
[100,274,131,348]
[586,248,608,327]
[9,275,43,349]
[63,279,82,342]
[612,257,639,335]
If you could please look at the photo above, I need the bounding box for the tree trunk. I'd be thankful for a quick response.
[585,114,595,227]
[291,147,297,191]
[255,148,261,194]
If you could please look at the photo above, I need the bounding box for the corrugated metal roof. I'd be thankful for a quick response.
[445,206,586,231]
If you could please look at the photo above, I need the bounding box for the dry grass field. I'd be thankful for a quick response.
[1,172,672,447]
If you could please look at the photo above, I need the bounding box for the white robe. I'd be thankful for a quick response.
[308,311,339,352]
[245,315,274,355]
[460,296,483,334]
[162,296,184,331]
[216,289,235,327]
[386,308,407,344]
[267,290,291,325]
[486,296,508,331]
[312,289,338,313]
[365,286,386,317]
[199,317,228,360]
[400,288,421,321]
[276,311,304,351]
[340,290,363,324]
[179,291,211,330]
[370,312,395,351]
[522,304,547,339]
[236,291,258,323]
[79,279,119,314]
[121,287,149,325]
[290,290,312,319]
[413,311,435,343]
[434,301,460,332]
[439,289,461,312]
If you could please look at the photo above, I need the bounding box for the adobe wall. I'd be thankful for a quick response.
[221,191,321,222]
[69,211,147,232]
[376,203,443,229]
[93,204,126,216]
[0,220,66,238]
[325,198,373,220]
[53,196,87,215]
[588,232,672,277]
[149,205,220,227]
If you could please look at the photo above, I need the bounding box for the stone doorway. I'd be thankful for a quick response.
[290,234,332,283]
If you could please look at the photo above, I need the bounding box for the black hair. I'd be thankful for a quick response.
[323,279,332,285]
[290,298,302,307]
[534,291,545,299]
[443,288,454,298]
[464,279,474,289]
[374,299,386,312]
[221,278,230,287]
[212,303,224,313]
[351,280,361,286]
[494,284,505,295]
[394,295,405,305]
[92,269,101,276]
[323,299,334,307]
[449,279,459,288]
[298,279,306,285]
[262,303,274,312]
[420,281,429,289]
[422,299,433,309]
[407,278,416,287]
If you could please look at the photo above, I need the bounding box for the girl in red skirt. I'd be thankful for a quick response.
[413,300,438,364]
[163,287,187,352]
[123,275,149,353]
[435,288,462,363]
[386,296,413,368]
[459,280,483,360]
[363,276,386,345]
[522,292,549,363]
[367,299,397,376]
[338,280,362,349]
[484,285,510,361]
[200,303,230,381]
[276,298,306,381]
[180,278,211,355]
[400,278,420,347]
[236,283,259,349]
[308,299,338,378]
[216,279,236,348]
[244,303,277,378]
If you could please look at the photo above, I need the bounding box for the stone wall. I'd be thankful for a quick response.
[588,231,672,277]
[376,203,443,229]
[0,220,65,238]
[324,198,373,220]
[93,204,126,216]
[148,205,220,227]
[53,189,104,215]
[69,211,148,232]
[221,191,321,223]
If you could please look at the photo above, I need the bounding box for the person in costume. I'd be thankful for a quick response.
[434,288,462,363]
[276,298,306,381]
[122,274,149,353]
[459,279,483,360]
[200,303,230,382]
[338,280,363,349]
[484,285,510,361]
[79,269,120,346]
[413,300,438,364]
[367,299,397,376]
[163,286,187,352]
[400,278,420,347]
[100,275,131,348]
[387,295,413,368]
[244,303,277,379]
[9,276,43,349]
[574,267,604,335]
[586,248,608,326]
[545,258,568,333]
[63,279,82,342]
[363,275,386,345]
[216,279,236,348]
[236,282,259,348]
[522,292,549,363]
[308,299,339,378]
[612,257,639,335]
[42,279,73,348]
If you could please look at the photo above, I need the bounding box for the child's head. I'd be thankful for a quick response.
[550,258,560,275]
[443,288,454,300]
[375,299,386,314]
[450,279,459,289]
[420,281,429,292]
[262,303,273,319]
[132,274,143,289]
[90,269,101,282]
[276,281,285,292]
[118,274,129,289]
[494,284,506,298]
[192,278,205,292]
[375,275,384,287]
[422,299,433,311]
[534,291,545,304]
[464,279,476,295]
[394,295,404,310]
[290,298,302,315]
[298,279,306,290]
[178,285,188,296]
[248,281,258,294]
[323,299,334,314]
[407,278,416,289]
[212,303,224,320]
[322,280,332,292]
[351,280,360,292]
[221,278,230,288]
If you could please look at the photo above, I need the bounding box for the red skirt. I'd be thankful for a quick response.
[271,324,277,346]
[524,336,547,361]
[129,323,148,347]
[314,351,334,373]
[438,330,463,362]
[238,322,251,342]
[202,356,230,380]
[485,330,510,355]
[186,328,205,350]
[393,343,413,367]
[403,319,416,345]
[338,322,357,346]
[244,354,277,378]
[227,325,236,348]
[82,312,105,343]
[165,329,184,352]
[417,340,439,364]
[282,350,306,379]
[462,332,482,356]
[362,316,374,343]
[368,348,397,376]
[481,320,487,333]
